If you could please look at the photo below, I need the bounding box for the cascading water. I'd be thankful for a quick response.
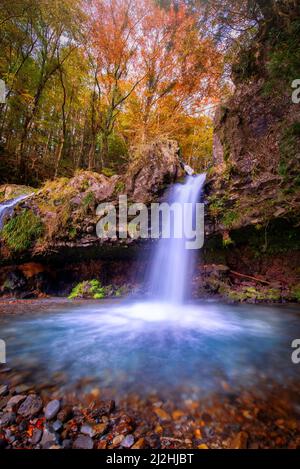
[0,176,298,398]
[148,174,206,303]
[0,193,33,229]
[0,175,300,399]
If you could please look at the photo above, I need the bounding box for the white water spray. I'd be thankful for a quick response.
[0,193,33,229]
[148,174,206,303]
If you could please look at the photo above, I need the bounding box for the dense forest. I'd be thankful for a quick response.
[2,0,296,185]
[0,0,224,184]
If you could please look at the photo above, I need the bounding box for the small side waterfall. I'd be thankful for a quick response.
[148,174,206,304]
[0,194,33,229]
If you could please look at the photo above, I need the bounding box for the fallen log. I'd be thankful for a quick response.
[229,270,274,286]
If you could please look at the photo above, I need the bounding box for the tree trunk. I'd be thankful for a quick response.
[101,133,109,168]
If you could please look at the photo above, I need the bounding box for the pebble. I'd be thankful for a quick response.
[230,431,248,449]
[18,395,43,418]
[40,429,60,449]
[81,424,95,438]
[93,423,108,436]
[6,394,26,411]
[15,384,31,394]
[113,434,125,446]
[62,439,72,449]
[198,443,209,449]
[121,434,135,448]
[0,385,9,397]
[93,400,115,417]
[31,428,43,445]
[52,420,63,432]
[57,406,73,423]
[0,397,9,410]
[45,399,61,420]
[0,412,16,427]
[0,437,7,449]
[154,407,171,421]
[132,437,146,449]
[73,435,94,449]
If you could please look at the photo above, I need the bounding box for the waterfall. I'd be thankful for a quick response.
[148,174,206,304]
[0,194,33,229]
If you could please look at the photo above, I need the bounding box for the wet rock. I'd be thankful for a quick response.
[0,367,11,374]
[97,440,107,449]
[146,434,161,449]
[73,435,94,449]
[113,421,133,436]
[230,431,248,449]
[18,420,28,432]
[112,434,125,447]
[0,397,9,411]
[31,428,43,445]
[154,407,171,421]
[93,423,108,437]
[0,385,9,397]
[198,443,209,449]
[18,395,43,418]
[0,412,16,427]
[132,437,146,449]
[44,400,61,420]
[121,434,135,448]
[6,395,26,411]
[15,384,31,394]
[203,426,215,439]
[86,226,94,234]
[41,429,60,449]
[202,412,212,423]
[52,420,63,433]
[92,400,115,417]
[81,424,95,438]
[0,437,8,449]
[5,432,16,444]
[62,439,72,449]
[57,406,73,423]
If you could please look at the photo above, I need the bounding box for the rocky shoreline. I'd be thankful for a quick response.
[1,364,300,450]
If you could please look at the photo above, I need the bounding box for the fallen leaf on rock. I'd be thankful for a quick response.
[154,408,171,421]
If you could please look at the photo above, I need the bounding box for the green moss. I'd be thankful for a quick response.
[1,209,43,252]
[102,167,116,177]
[208,194,227,218]
[291,285,300,302]
[114,181,125,194]
[222,210,239,228]
[68,226,77,239]
[222,285,282,303]
[68,279,106,300]
[68,280,130,300]
[279,122,300,179]
[266,19,300,88]
[222,236,234,248]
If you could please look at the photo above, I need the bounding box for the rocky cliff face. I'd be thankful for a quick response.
[208,10,300,233]
[203,8,300,302]
[0,140,180,264]
[0,140,181,297]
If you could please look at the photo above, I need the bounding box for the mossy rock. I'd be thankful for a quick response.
[0,185,34,203]
[68,280,131,300]
[68,280,106,300]
[1,209,43,253]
